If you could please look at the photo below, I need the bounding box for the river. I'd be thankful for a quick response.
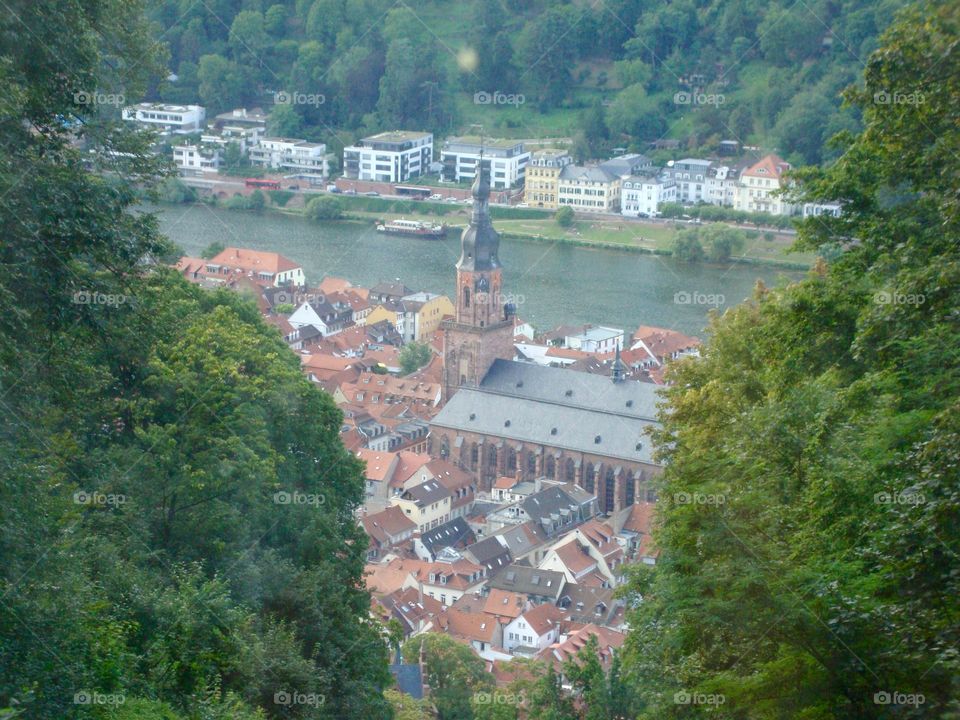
[156,204,802,337]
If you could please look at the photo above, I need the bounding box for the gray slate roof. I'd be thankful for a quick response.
[420,517,475,556]
[559,165,617,183]
[487,564,565,598]
[432,361,661,464]
[480,359,662,421]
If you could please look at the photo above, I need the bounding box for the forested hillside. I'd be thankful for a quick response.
[0,1,390,718]
[148,0,907,165]
[622,1,960,717]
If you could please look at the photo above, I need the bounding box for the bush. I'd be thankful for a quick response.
[267,189,294,207]
[555,206,575,227]
[306,195,343,220]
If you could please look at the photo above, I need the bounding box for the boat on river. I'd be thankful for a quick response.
[375,218,446,239]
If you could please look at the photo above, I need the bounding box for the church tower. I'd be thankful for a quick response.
[441,160,516,401]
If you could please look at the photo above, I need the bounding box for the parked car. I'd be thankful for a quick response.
[287,184,300,190]
[429,193,443,200]
[344,189,357,195]
[446,197,458,202]
[516,202,529,208]
[364,191,380,197]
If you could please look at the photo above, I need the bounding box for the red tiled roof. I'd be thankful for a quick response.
[740,153,791,180]
[520,602,565,636]
[357,449,398,483]
[209,247,301,274]
[362,505,416,545]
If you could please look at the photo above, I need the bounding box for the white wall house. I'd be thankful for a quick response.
[248,137,330,179]
[122,103,206,133]
[564,326,624,354]
[503,606,563,653]
[343,131,433,182]
[172,144,221,174]
[705,165,739,207]
[200,124,264,154]
[662,159,712,204]
[734,154,795,216]
[557,166,620,213]
[621,175,677,217]
[441,137,530,189]
[802,202,842,218]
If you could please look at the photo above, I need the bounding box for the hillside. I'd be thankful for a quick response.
[149,0,908,166]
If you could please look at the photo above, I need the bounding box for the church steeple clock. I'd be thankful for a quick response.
[441,160,516,401]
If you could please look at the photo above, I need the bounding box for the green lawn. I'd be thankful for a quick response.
[334,203,814,268]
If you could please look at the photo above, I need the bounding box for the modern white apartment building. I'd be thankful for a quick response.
[248,137,331,178]
[441,137,530,189]
[122,103,206,133]
[564,326,625,353]
[172,144,221,174]
[620,175,677,217]
[734,154,795,216]
[662,158,712,204]
[705,164,740,207]
[343,131,433,182]
[557,165,620,213]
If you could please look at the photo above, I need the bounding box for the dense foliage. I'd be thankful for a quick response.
[623,1,960,717]
[147,0,907,165]
[0,0,390,717]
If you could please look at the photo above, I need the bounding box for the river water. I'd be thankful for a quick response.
[156,204,802,337]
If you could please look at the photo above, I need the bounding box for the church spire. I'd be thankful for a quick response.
[457,158,500,272]
[612,341,626,383]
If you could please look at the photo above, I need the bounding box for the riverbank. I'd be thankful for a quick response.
[168,191,815,270]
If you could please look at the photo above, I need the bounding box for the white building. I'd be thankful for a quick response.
[441,137,530,190]
[557,165,620,213]
[705,164,739,207]
[122,103,206,133]
[248,137,331,179]
[200,124,264,153]
[172,144,221,174]
[734,154,795,216]
[621,174,677,217]
[564,326,624,354]
[503,604,563,653]
[662,158,712,204]
[802,201,842,218]
[343,131,433,183]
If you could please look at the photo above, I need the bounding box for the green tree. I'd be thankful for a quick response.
[201,241,226,259]
[399,341,433,375]
[555,206,574,227]
[306,195,343,220]
[671,229,705,261]
[402,634,491,720]
[623,2,960,717]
